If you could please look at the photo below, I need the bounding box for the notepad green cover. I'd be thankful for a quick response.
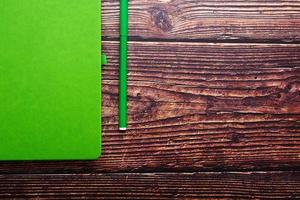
[0,0,101,160]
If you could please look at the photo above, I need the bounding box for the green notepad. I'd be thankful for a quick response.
[0,0,102,160]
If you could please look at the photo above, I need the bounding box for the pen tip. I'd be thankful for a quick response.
[119,127,127,131]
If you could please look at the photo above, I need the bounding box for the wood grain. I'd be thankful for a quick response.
[0,1,299,198]
[0,41,299,174]
[0,172,299,199]
[103,0,300,42]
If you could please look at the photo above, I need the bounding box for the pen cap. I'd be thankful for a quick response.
[120,0,128,36]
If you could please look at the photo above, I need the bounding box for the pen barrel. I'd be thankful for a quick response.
[119,36,128,129]
[119,0,128,130]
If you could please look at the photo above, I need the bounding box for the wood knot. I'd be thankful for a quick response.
[230,133,241,143]
[284,84,293,92]
[150,6,173,32]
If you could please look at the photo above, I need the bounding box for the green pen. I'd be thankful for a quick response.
[119,0,128,131]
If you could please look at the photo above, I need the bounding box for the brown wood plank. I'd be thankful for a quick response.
[0,172,299,199]
[103,0,300,42]
[0,42,299,173]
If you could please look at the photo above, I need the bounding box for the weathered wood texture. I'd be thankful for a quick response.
[0,172,299,199]
[1,1,300,198]
[103,0,300,42]
[0,42,299,174]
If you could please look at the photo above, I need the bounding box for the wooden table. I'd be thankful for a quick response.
[1,0,300,199]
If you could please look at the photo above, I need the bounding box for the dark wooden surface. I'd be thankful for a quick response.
[102,0,300,42]
[1,0,300,199]
[1,172,299,199]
